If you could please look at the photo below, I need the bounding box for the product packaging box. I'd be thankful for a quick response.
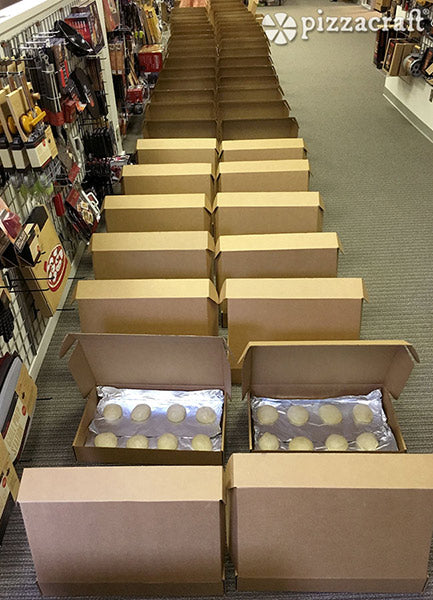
[217,159,309,192]
[103,194,212,233]
[158,67,217,80]
[136,138,218,173]
[218,100,290,120]
[219,138,306,161]
[218,56,272,68]
[218,47,270,58]
[218,75,280,90]
[151,89,216,105]
[214,192,324,236]
[221,117,299,140]
[383,40,415,76]
[122,163,215,197]
[19,464,225,596]
[0,435,19,544]
[91,231,214,280]
[74,279,219,336]
[217,87,283,102]
[220,278,367,382]
[164,56,218,68]
[218,66,276,79]
[60,333,230,465]
[215,232,342,291]
[153,77,217,92]
[144,102,216,121]
[143,119,218,139]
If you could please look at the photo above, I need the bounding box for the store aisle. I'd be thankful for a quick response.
[1,2,433,598]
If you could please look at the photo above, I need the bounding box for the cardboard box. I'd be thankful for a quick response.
[164,56,218,68]
[151,89,216,104]
[219,56,272,68]
[221,117,299,140]
[19,464,225,596]
[122,163,215,198]
[74,279,219,336]
[217,159,309,192]
[91,231,214,280]
[217,87,283,102]
[158,67,217,80]
[218,66,275,79]
[383,40,415,76]
[0,435,19,544]
[214,192,324,235]
[145,102,216,120]
[220,138,306,161]
[104,194,212,233]
[143,120,218,139]
[220,278,368,382]
[218,47,270,58]
[60,333,231,465]
[218,75,280,90]
[215,232,342,290]
[218,100,290,120]
[154,78,216,91]
[136,138,218,173]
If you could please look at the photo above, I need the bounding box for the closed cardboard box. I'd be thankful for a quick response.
[60,333,231,465]
[221,117,299,140]
[220,278,367,382]
[122,163,215,197]
[104,194,212,233]
[218,100,290,120]
[214,192,324,235]
[215,232,342,290]
[91,231,214,280]
[217,160,309,192]
[19,464,225,596]
[136,139,218,173]
[74,279,219,336]
[220,138,306,161]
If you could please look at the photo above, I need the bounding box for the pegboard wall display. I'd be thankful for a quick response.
[0,0,124,377]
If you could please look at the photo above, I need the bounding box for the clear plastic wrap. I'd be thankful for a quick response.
[252,389,398,452]
[86,387,225,450]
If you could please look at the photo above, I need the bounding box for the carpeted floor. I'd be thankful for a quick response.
[1,1,433,598]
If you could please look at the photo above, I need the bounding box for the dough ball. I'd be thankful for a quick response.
[131,404,151,422]
[319,404,343,425]
[103,403,123,422]
[257,405,279,426]
[287,405,309,427]
[94,432,118,448]
[126,434,149,449]
[192,434,212,451]
[353,404,374,425]
[167,403,186,423]
[325,434,348,451]
[157,433,178,450]
[196,406,217,425]
[288,436,314,451]
[356,432,379,451]
[258,432,280,451]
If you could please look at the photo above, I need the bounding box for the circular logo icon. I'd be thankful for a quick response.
[44,244,67,292]
[262,13,297,45]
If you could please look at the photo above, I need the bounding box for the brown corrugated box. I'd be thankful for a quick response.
[136,139,218,174]
[158,67,217,81]
[220,278,368,382]
[164,56,218,68]
[0,435,19,544]
[59,333,230,465]
[122,163,215,197]
[218,100,290,120]
[217,87,283,102]
[214,192,324,236]
[215,232,342,291]
[103,194,212,233]
[218,75,280,90]
[217,160,309,192]
[19,464,225,596]
[153,78,216,91]
[227,341,433,593]
[218,47,270,58]
[219,138,306,161]
[144,102,216,119]
[218,56,272,67]
[74,279,219,336]
[218,66,276,79]
[221,117,299,140]
[91,231,214,280]
[151,90,215,105]
[143,120,218,139]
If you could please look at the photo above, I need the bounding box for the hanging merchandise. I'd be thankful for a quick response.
[65,187,100,241]
[70,68,101,119]
[402,52,424,76]
[55,20,95,57]
[65,1,104,53]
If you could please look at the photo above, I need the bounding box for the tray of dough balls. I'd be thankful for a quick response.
[86,386,224,451]
[252,389,398,452]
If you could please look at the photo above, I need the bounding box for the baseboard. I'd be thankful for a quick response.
[383,87,433,144]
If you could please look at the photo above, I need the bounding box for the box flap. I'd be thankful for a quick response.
[225,453,433,490]
[219,278,367,302]
[60,333,231,398]
[240,340,418,399]
[136,138,217,151]
[214,191,324,211]
[122,163,214,177]
[215,232,341,255]
[18,465,223,503]
[91,231,214,252]
[74,279,219,302]
[220,139,305,152]
[217,159,309,177]
[103,194,213,213]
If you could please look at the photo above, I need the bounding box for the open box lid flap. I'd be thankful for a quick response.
[220,138,305,152]
[215,232,341,255]
[91,231,215,253]
[103,194,213,213]
[225,453,433,491]
[214,191,324,211]
[18,465,224,504]
[60,333,231,399]
[240,340,419,400]
[217,159,309,177]
[122,163,215,178]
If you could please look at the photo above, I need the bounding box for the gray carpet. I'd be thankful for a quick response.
[1,0,433,598]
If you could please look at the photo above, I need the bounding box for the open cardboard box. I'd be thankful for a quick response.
[214,192,324,236]
[153,78,217,92]
[217,87,283,102]
[226,341,433,593]
[217,159,309,192]
[122,163,215,197]
[103,194,213,233]
[220,278,368,382]
[19,463,225,596]
[60,333,230,466]
[143,120,218,139]
[218,66,276,79]
[215,232,342,291]
[158,67,217,80]
[219,138,306,161]
[218,47,270,58]
[218,100,290,120]
[91,231,214,280]
[74,279,219,336]
[164,56,218,68]
[136,138,218,173]
[218,56,272,68]
[150,90,216,104]
[218,75,280,90]
[221,117,299,140]
[145,102,217,121]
